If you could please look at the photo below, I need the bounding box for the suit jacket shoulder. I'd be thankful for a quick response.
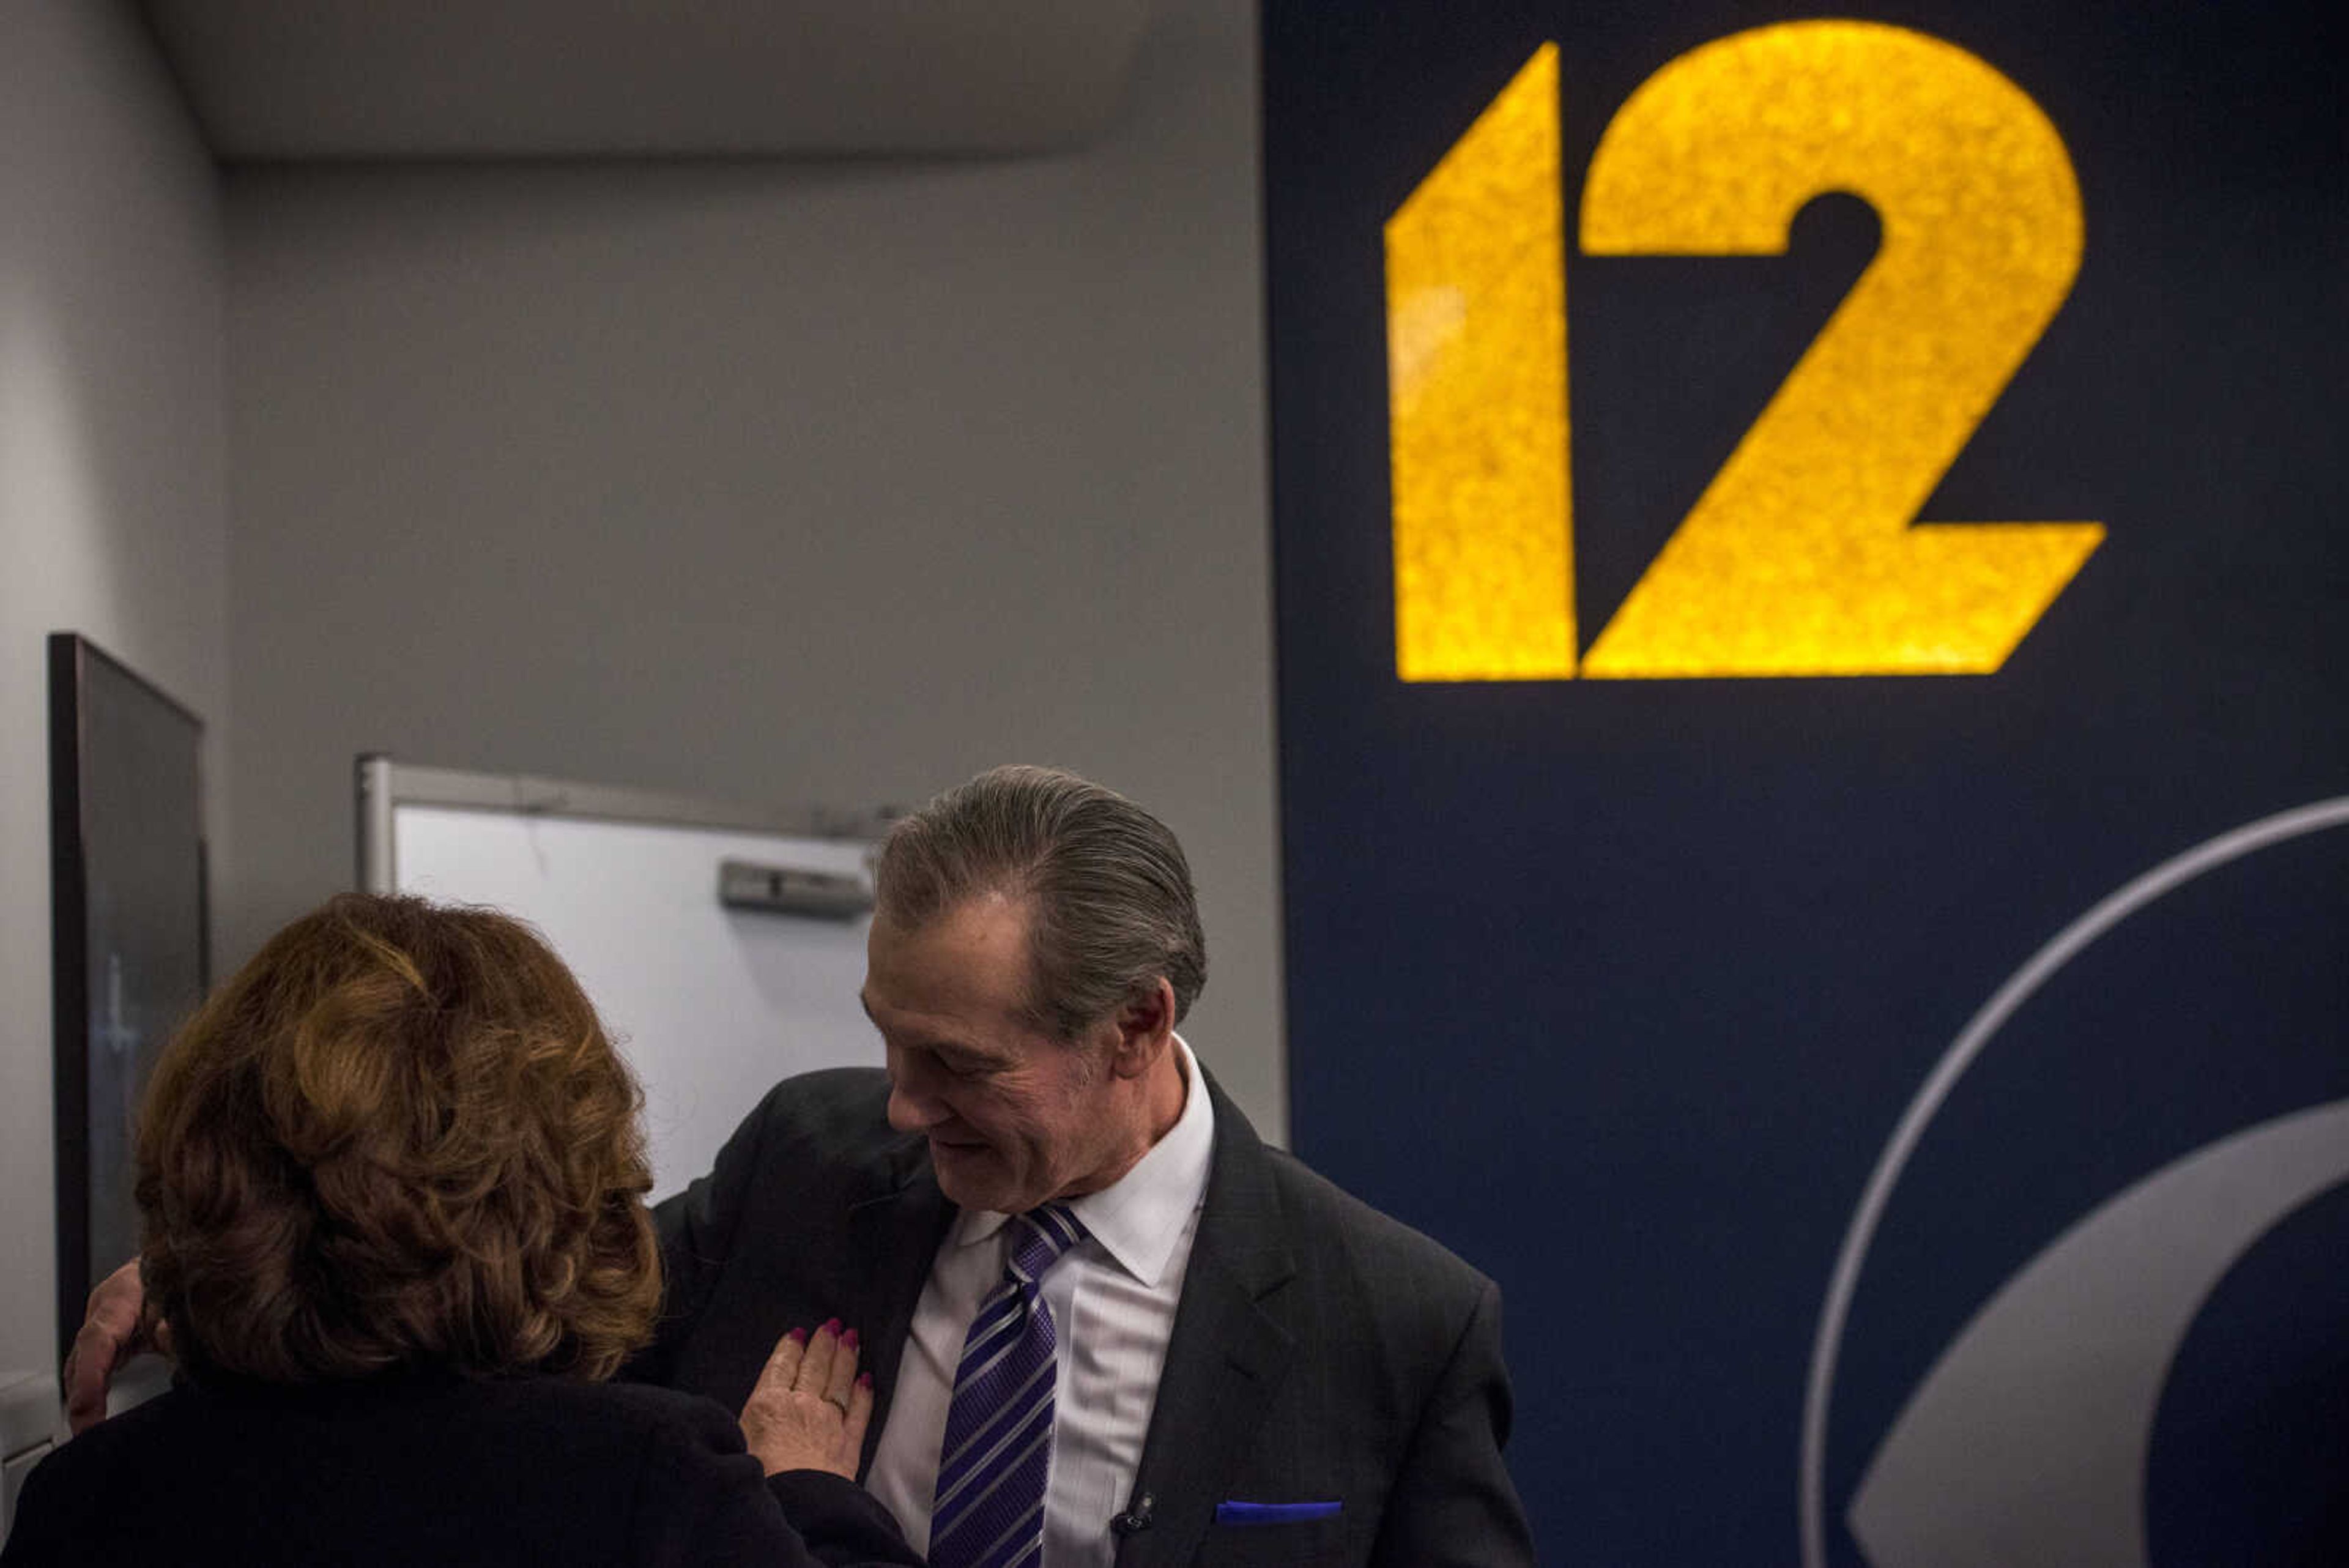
[1202,1073,1504,1385]
[1261,1137,1498,1319]
[737,1067,902,1157]
[1120,1078,1532,1568]
[637,1068,952,1456]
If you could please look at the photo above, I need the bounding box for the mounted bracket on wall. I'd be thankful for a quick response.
[718,858,875,920]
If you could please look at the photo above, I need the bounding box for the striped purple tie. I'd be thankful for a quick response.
[928,1203,1088,1568]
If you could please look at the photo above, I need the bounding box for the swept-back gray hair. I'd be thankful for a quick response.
[873,765,1207,1039]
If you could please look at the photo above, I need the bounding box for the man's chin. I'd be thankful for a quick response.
[929,1139,1014,1210]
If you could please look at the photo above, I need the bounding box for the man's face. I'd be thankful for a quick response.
[863,893,1129,1214]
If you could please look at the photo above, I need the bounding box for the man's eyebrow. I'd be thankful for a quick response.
[857,997,965,1056]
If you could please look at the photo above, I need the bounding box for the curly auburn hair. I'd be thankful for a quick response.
[134,893,660,1384]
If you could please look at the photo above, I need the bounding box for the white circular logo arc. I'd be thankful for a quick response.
[1799,797,2349,1568]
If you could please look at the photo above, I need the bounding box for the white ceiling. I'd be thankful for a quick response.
[139,0,1160,162]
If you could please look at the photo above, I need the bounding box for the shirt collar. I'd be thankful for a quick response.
[952,1034,1216,1288]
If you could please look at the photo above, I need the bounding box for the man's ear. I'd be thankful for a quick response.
[1107,976,1178,1079]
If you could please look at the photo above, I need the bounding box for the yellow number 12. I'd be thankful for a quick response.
[1386,22,2105,680]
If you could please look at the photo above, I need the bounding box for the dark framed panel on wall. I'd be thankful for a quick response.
[48,633,207,1361]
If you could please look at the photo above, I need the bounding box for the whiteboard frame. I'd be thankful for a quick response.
[355,754,897,893]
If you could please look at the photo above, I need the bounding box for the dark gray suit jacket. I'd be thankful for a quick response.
[636,1067,1534,1567]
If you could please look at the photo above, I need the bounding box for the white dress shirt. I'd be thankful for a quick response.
[866,1035,1216,1568]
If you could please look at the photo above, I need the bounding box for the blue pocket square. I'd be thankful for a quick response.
[1215,1500,1342,1526]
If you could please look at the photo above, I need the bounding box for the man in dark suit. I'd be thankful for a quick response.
[637,765,1532,1568]
[65,765,1531,1567]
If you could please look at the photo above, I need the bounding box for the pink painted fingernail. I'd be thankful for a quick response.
[819,1317,841,1336]
[841,1328,859,1351]
[857,1373,873,1390]
[787,1326,807,1344]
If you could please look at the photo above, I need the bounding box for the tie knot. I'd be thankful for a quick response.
[1006,1203,1087,1285]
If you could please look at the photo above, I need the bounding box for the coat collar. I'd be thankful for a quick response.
[846,1132,954,1477]
[1113,1071,1299,1568]
[844,1065,1302,1548]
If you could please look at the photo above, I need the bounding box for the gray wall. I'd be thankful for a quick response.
[0,0,228,1375]
[222,0,1285,1132]
[0,0,1275,1381]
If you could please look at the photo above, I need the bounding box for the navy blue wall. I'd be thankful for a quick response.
[1263,4,2345,1563]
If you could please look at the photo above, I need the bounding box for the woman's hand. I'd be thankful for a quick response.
[62,1261,155,1434]
[738,1320,874,1478]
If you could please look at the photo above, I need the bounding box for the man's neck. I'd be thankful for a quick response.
[1065,1038,1192,1200]
[1146,1035,1190,1144]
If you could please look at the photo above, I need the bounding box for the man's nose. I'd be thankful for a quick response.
[886,1057,945,1132]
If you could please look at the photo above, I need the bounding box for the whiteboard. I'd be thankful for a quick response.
[360,762,888,1200]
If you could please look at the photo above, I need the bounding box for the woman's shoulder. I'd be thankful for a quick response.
[17,1382,194,1481]
[1,1388,202,1560]
[475,1374,748,1449]
[41,1373,749,1487]
[3,1377,916,1568]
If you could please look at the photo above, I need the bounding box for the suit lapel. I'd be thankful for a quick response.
[845,1135,957,1479]
[1115,1077,1297,1568]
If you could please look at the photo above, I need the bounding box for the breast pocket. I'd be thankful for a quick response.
[1192,1508,1353,1567]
